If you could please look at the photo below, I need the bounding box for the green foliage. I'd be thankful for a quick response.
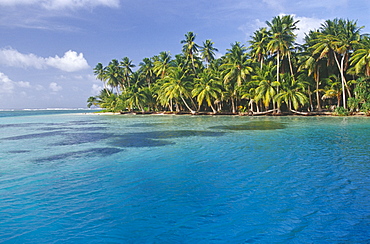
[88,16,370,115]
[334,106,350,116]
[347,97,360,112]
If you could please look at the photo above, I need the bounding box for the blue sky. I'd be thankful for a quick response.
[0,0,369,109]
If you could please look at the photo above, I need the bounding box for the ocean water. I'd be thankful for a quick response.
[0,110,370,243]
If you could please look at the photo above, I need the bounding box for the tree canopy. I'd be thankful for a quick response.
[89,16,370,115]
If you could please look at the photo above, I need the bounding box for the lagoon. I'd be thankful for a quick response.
[0,111,370,243]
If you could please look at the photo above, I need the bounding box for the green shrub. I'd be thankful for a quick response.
[334,106,349,116]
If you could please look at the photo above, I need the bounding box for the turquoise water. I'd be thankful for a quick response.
[1,111,370,243]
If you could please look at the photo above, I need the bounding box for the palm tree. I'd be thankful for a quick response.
[222,42,253,86]
[275,73,308,111]
[266,15,299,83]
[249,27,271,69]
[192,70,222,113]
[322,75,342,107]
[316,19,363,108]
[181,31,200,73]
[153,51,172,78]
[350,36,370,77]
[253,62,278,110]
[120,57,135,89]
[221,42,253,113]
[139,58,156,87]
[105,59,122,94]
[158,67,196,113]
[93,63,110,95]
[200,39,218,68]
[123,84,149,112]
[299,31,329,111]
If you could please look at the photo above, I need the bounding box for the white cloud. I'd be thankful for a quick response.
[0,72,31,93]
[0,48,90,72]
[0,48,45,69]
[0,72,15,93]
[46,50,90,72]
[0,0,120,9]
[242,15,324,44]
[293,15,325,44]
[17,81,31,88]
[49,82,63,92]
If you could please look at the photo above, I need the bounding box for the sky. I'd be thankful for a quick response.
[0,0,369,109]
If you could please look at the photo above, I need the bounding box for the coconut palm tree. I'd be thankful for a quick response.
[350,36,370,77]
[321,75,342,107]
[316,19,363,108]
[153,51,172,79]
[105,60,123,94]
[275,73,308,111]
[299,31,330,111]
[139,57,156,87]
[221,42,253,112]
[222,42,253,86]
[266,15,299,83]
[200,39,218,68]
[253,62,278,110]
[192,70,222,113]
[93,63,110,95]
[123,84,149,112]
[181,31,200,73]
[120,57,135,89]
[249,27,271,69]
[158,67,196,113]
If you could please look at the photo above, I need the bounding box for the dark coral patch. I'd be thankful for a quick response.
[209,121,286,131]
[109,130,224,148]
[3,131,65,140]
[34,147,122,162]
[52,132,115,146]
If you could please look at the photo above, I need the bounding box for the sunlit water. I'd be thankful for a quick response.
[1,110,370,243]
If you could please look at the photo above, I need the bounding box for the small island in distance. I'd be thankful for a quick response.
[88,15,370,117]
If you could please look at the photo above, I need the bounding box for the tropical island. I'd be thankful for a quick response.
[87,15,370,116]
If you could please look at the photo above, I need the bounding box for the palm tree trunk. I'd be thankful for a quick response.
[287,52,294,77]
[180,95,196,114]
[231,97,236,113]
[276,51,281,113]
[276,51,280,84]
[210,103,217,114]
[101,79,111,96]
[333,53,346,109]
[315,69,322,111]
[169,99,173,112]
[308,86,313,111]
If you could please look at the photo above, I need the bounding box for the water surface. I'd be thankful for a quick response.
[1,111,369,243]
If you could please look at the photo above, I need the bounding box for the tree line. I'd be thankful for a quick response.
[88,15,370,115]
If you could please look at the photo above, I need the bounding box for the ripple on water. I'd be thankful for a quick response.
[1,115,370,243]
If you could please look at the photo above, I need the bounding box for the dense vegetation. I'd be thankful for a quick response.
[88,15,370,115]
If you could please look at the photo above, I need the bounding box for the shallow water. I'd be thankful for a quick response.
[1,111,370,243]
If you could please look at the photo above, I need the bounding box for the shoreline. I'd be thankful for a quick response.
[86,111,369,117]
